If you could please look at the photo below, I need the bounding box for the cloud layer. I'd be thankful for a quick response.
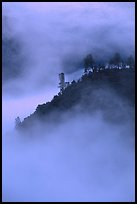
[2,2,135,95]
[2,111,135,202]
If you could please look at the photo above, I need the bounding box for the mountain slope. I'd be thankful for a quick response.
[18,68,135,131]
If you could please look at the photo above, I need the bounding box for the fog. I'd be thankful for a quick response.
[2,2,135,124]
[2,110,135,202]
[2,89,135,201]
[2,2,135,95]
[2,2,135,202]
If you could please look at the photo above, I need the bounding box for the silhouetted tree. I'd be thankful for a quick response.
[127,55,135,68]
[71,80,76,84]
[84,54,94,73]
[53,95,58,100]
[15,116,21,128]
[109,53,122,68]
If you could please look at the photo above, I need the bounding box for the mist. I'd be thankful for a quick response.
[2,2,135,202]
[2,109,135,202]
[2,87,135,201]
[2,2,135,95]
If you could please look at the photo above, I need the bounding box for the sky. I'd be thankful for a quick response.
[2,2,135,202]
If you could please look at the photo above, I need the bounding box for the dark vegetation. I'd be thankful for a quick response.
[18,66,135,131]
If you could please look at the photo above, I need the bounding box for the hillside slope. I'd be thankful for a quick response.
[18,68,135,130]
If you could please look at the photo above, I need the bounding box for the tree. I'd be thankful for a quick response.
[15,116,21,128]
[109,52,122,68]
[127,55,134,68]
[84,54,94,73]
[71,80,76,85]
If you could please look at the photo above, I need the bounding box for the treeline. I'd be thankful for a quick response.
[84,52,135,73]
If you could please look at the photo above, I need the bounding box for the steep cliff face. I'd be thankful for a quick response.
[18,68,135,131]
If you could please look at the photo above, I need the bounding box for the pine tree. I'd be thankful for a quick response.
[127,55,134,68]
[84,54,94,73]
